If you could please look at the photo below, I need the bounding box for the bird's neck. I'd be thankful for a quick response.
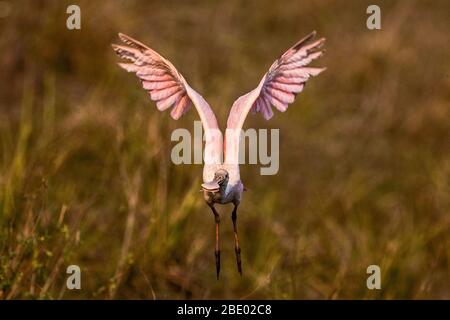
[209,184,228,204]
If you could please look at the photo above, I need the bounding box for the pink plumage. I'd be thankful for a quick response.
[112,32,223,183]
[225,31,326,176]
[112,33,198,121]
[112,31,325,279]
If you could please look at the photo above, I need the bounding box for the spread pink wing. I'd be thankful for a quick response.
[112,33,222,181]
[225,31,325,182]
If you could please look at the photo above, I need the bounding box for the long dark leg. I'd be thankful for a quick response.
[232,204,242,275]
[209,205,221,279]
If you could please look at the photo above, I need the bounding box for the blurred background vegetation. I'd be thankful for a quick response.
[0,0,449,299]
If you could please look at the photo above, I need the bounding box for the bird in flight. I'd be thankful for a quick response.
[112,31,325,279]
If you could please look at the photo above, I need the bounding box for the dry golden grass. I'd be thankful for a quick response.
[0,0,449,299]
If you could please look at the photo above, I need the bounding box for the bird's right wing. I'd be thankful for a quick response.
[225,31,326,183]
[112,33,223,181]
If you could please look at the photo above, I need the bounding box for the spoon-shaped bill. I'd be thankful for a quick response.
[202,181,220,193]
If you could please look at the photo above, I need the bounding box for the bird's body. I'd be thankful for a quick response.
[112,31,325,279]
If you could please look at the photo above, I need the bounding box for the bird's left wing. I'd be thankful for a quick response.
[224,31,326,183]
[112,33,223,181]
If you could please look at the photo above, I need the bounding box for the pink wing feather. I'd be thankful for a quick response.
[112,34,222,181]
[225,31,325,181]
[113,33,211,122]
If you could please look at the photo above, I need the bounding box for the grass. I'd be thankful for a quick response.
[0,0,449,299]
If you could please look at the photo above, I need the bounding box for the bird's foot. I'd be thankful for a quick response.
[235,247,242,276]
[215,249,221,279]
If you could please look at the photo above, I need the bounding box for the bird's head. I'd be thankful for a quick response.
[201,169,229,193]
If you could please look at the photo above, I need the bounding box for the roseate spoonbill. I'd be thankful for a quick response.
[112,31,325,278]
